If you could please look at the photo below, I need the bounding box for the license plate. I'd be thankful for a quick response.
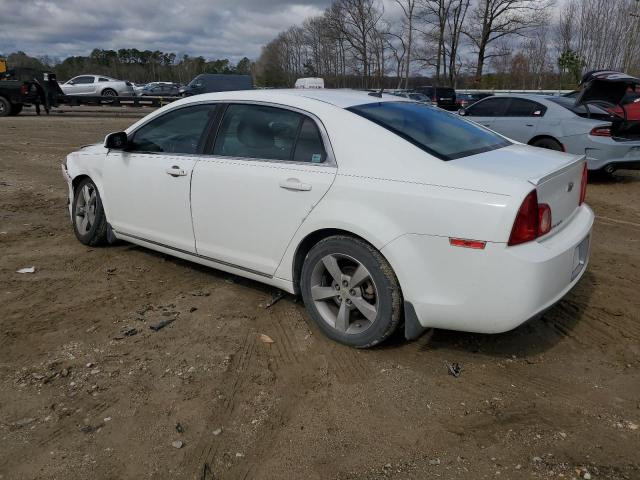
[571,235,589,280]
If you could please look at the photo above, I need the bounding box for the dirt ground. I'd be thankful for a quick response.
[1,107,639,480]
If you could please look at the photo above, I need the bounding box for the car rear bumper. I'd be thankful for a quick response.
[382,204,594,334]
[575,136,640,170]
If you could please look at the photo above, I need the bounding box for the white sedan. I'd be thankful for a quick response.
[62,89,594,348]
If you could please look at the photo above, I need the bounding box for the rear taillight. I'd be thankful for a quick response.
[19,84,28,95]
[590,126,611,137]
[508,190,553,246]
[579,163,588,205]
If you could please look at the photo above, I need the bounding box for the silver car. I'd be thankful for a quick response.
[60,75,134,97]
[459,93,640,173]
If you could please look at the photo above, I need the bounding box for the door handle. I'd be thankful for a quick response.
[525,124,534,127]
[279,178,312,191]
[166,166,188,177]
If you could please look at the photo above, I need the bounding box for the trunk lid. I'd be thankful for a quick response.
[454,144,585,235]
[575,70,640,108]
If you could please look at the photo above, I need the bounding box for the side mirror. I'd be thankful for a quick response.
[67,81,75,85]
[104,131,128,150]
[458,108,467,116]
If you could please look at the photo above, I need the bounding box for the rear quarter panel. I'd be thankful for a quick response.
[274,109,530,282]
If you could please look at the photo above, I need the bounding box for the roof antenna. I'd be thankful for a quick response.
[368,87,384,98]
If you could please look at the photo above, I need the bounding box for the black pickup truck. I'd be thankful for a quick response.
[0,68,63,116]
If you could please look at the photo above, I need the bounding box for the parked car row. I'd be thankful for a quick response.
[457,71,640,174]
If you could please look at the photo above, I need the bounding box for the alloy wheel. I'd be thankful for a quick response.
[75,184,97,234]
[309,253,379,334]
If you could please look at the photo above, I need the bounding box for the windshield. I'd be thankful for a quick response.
[348,102,510,160]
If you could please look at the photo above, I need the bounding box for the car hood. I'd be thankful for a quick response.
[575,70,640,107]
[453,144,582,186]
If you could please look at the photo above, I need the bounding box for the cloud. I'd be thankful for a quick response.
[0,0,332,61]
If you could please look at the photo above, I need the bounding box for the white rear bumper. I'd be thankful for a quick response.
[382,204,594,333]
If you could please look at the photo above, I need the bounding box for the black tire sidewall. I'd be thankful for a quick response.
[0,97,10,117]
[300,236,401,348]
[72,178,107,245]
[102,89,117,97]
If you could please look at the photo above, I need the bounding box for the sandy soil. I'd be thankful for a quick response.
[1,109,639,480]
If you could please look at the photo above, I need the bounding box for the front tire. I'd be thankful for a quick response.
[72,178,108,246]
[300,235,402,348]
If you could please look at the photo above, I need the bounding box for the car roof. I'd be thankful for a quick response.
[178,89,408,109]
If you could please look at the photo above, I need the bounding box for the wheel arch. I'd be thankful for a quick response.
[527,134,564,151]
[290,227,427,342]
[291,228,393,295]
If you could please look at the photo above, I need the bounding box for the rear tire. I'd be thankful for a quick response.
[9,104,23,116]
[72,178,108,246]
[101,89,117,97]
[0,97,11,117]
[530,137,563,151]
[300,235,402,348]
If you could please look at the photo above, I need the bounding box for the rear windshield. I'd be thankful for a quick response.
[348,101,510,160]
[436,88,455,96]
[549,96,619,120]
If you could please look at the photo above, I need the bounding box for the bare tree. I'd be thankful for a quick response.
[328,0,384,87]
[445,0,470,86]
[464,0,553,86]
[395,0,417,88]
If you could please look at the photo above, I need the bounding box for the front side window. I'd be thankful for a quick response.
[213,104,326,162]
[128,104,215,154]
[348,101,510,160]
[465,97,510,116]
[72,76,94,84]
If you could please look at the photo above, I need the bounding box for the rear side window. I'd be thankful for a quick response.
[214,104,326,163]
[99,77,110,82]
[348,102,510,160]
[505,98,546,117]
[129,104,215,154]
[293,118,326,163]
[466,97,510,116]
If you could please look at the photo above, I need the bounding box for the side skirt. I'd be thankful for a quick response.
[112,229,296,294]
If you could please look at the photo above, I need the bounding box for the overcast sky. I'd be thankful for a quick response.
[0,0,400,62]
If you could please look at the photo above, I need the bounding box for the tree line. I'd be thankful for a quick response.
[1,49,253,85]
[254,0,640,90]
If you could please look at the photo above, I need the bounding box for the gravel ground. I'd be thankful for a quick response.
[1,110,639,480]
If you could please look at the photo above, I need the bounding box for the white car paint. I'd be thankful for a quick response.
[63,89,594,336]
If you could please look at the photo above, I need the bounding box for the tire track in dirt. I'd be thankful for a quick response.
[182,330,257,474]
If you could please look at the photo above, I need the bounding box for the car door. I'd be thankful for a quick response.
[491,98,547,142]
[463,97,510,130]
[103,103,217,252]
[190,102,337,276]
[65,75,95,95]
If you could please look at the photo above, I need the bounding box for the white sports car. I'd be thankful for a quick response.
[62,89,594,348]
